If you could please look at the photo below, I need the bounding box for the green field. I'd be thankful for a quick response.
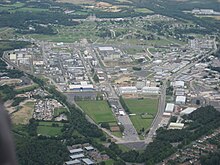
[54,107,68,116]
[124,98,158,134]
[37,121,63,136]
[76,100,116,124]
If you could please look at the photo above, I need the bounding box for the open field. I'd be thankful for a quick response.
[37,121,64,136]
[11,101,35,125]
[76,100,116,124]
[15,83,39,93]
[124,98,158,132]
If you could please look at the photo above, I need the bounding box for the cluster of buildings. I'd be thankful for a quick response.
[33,99,66,121]
[98,46,122,61]
[65,143,110,165]
[165,128,220,164]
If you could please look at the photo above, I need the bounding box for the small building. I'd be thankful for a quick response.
[168,122,184,130]
[70,153,85,160]
[176,96,186,104]
[84,146,94,152]
[82,158,95,165]
[64,159,81,165]
[119,110,125,116]
[165,103,175,112]
[180,107,197,116]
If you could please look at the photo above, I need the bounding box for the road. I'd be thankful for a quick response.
[145,81,167,144]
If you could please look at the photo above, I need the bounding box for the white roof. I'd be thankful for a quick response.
[98,47,114,51]
[65,159,81,165]
[180,107,197,116]
[70,153,84,160]
[84,146,94,151]
[142,86,160,90]
[173,80,185,87]
[82,158,94,165]
[165,103,175,112]
[119,111,125,116]
[69,148,83,154]
[176,96,186,103]
[169,122,184,129]
[69,84,94,89]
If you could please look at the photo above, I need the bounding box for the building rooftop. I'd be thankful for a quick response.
[82,158,95,165]
[165,103,175,112]
[65,159,81,165]
[70,153,85,160]
[84,146,94,151]
[69,148,84,154]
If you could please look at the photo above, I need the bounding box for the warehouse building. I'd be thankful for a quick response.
[119,86,137,94]
[165,103,175,112]
[64,159,81,165]
[176,96,186,104]
[69,81,94,91]
[168,122,184,130]
[180,107,197,116]
[70,153,85,160]
[141,87,160,94]
[82,158,95,165]
[172,80,185,88]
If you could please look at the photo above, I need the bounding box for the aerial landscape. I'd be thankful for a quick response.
[0,0,220,164]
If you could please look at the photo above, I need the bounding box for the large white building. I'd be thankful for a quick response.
[180,107,197,116]
[119,87,137,94]
[176,96,186,104]
[165,103,175,112]
[141,87,160,94]
[173,80,185,88]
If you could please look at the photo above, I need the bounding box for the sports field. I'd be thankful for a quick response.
[76,100,116,124]
[37,121,63,136]
[124,98,158,133]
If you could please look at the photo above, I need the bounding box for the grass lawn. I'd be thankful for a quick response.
[54,107,68,116]
[124,98,158,133]
[37,126,62,136]
[76,100,116,124]
[37,121,64,136]
[104,159,115,165]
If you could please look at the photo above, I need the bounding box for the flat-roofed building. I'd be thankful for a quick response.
[141,87,160,94]
[70,153,85,160]
[65,159,81,165]
[119,86,137,94]
[82,158,95,165]
[176,96,186,104]
[69,148,84,154]
[165,103,175,112]
[168,122,184,130]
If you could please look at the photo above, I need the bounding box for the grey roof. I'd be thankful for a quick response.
[82,158,94,165]
[69,148,83,154]
[65,159,81,165]
[70,153,84,160]
[84,146,94,151]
